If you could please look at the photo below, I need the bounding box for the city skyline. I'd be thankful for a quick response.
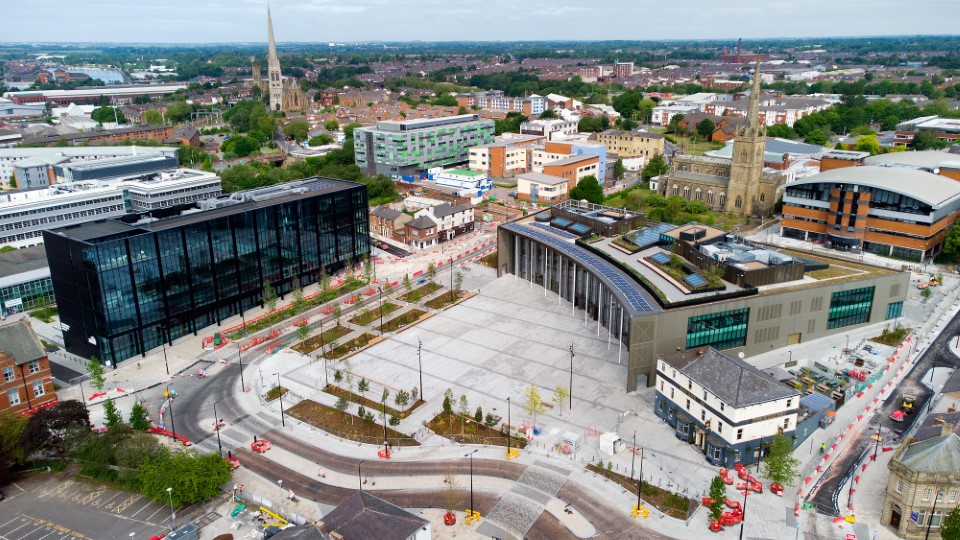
[5,0,960,44]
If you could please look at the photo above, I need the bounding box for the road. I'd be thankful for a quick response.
[807,310,960,514]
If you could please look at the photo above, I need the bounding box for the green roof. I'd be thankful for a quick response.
[445,169,484,177]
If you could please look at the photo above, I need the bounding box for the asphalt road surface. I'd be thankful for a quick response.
[808,312,960,514]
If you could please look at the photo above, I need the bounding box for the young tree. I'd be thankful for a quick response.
[129,402,150,431]
[442,388,454,415]
[333,305,343,327]
[357,377,370,398]
[763,433,800,486]
[411,386,419,403]
[320,266,331,292]
[87,356,105,392]
[333,369,344,385]
[394,389,410,410]
[291,278,305,311]
[613,158,626,180]
[523,385,546,429]
[381,388,390,405]
[552,385,570,416]
[103,399,123,428]
[569,176,604,204]
[696,118,716,140]
[296,323,310,343]
[474,406,483,423]
[403,274,412,294]
[427,263,437,282]
[363,257,374,284]
[262,280,278,312]
[458,394,470,417]
[641,154,668,182]
[454,271,464,297]
[708,475,727,522]
[922,286,933,303]
[334,396,349,416]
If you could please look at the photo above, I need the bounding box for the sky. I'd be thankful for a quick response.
[5,0,960,43]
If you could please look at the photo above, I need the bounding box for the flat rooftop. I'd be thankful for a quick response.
[47,177,362,244]
[0,244,48,279]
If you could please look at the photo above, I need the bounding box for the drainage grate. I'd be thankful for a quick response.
[194,511,220,529]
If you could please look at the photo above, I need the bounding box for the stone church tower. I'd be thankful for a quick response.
[724,59,767,216]
[266,6,284,111]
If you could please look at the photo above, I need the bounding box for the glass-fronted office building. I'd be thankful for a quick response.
[43,177,369,365]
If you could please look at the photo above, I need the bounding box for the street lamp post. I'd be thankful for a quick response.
[417,339,423,401]
[381,397,389,457]
[738,489,748,540]
[358,459,366,492]
[276,373,285,427]
[569,343,574,410]
[631,431,637,478]
[506,396,512,458]
[159,323,170,376]
[873,422,882,461]
[378,286,383,335]
[237,312,246,392]
[213,401,223,458]
[466,449,478,517]
[787,350,793,364]
[925,491,943,540]
[166,386,177,441]
[165,487,175,529]
[637,445,645,509]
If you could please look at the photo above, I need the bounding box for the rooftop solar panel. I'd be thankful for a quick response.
[650,252,671,264]
[529,221,578,240]
[504,223,655,313]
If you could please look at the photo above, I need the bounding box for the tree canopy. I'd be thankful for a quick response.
[762,434,800,486]
[282,119,309,142]
[91,106,126,125]
[569,176,604,204]
[641,154,668,181]
[696,118,716,139]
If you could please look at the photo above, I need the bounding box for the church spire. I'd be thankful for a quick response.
[746,56,763,136]
[266,3,283,111]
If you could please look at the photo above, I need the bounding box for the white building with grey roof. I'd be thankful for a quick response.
[654,346,801,467]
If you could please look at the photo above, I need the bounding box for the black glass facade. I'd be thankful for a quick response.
[43,177,369,365]
[827,286,874,330]
[686,308,749,350]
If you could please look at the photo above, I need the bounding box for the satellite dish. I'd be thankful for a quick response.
[738,352,745,360]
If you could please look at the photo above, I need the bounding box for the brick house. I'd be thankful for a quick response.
[0,320,57,415]
[369,206,412,243]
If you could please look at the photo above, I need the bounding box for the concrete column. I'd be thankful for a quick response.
[572,265,577,316]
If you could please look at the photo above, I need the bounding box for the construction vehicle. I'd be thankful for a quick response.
[902,395,916,414]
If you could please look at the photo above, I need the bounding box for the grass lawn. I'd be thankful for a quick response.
[398,282,443,302]
[288,399,420,446]
[425,291,466,309]
[604,185,655,208]
[427,411,527,449]
[291,326,352,354]
[585,463,695,519]
[673,137,725,155]
[29,306,58,323]
[807,266,861,280]
[377,309,427,333]
[349,302,401,326]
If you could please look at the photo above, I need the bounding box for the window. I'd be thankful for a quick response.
[787,399,792,408]
[670,388,675,399]
[686,308,750,350]
[950,490,958,503]
[6,389,19,406]
[735,196,743,209]
[937,491,944,503]
[917,511,926,526]
[737,428,743,440]
[688,380,692,390]
[28,360,40,374]
[923,488,932,501]
[719,192,726,207]
[2,367,12,382]
[701,410,706,421]
[32,380,44,397]
[783,418,790,430]
[896,479,903,493]
[672,185,679,196]
[886,301,904,320]
[703,391,707,400]
[720,403,725,411]
[718,422,723,433]
[713,446,722,460]
[931,511,943,528]
[686,399,691,410]
[828,287,875,330]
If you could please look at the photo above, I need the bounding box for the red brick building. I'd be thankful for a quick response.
[0,320,57,415]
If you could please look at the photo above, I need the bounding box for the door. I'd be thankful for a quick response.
[890,505,901,528]
[787,332,802,345]
[530,183,539,202]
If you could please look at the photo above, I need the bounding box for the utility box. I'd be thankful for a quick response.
[599,432,624,456]
[561,431,582,453]
[167,524,199,540]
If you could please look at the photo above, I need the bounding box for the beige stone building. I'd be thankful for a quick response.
[595,129,664,159]
[659,60,784,217]
[882,430,960,539]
